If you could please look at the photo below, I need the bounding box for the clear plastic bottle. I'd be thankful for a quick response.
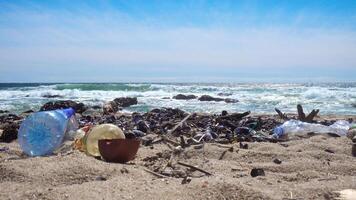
[18,108,78,156]
[273,119,350,139]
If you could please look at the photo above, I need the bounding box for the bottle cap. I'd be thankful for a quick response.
[62,108,75,118]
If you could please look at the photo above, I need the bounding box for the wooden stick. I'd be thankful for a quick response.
[305,109,319,122]
[217,111,250,121]
[167,114,192,135]
[177,161,212,176]
[297,104,306,121]
[143,168,168,178]
[275,108,288,120]
[219,150,228,160]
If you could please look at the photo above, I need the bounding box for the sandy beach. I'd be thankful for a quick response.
[1,114,355,200]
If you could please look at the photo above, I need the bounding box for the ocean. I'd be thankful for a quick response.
[0,83,355,115]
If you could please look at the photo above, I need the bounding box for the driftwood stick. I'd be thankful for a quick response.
[218,111,250,121]
[297,104,306,121]
[143,168,168,178]
[177,161,212,176]
[219,150,228,160]
[167,114,192,135]
[305,109,319,122]
[180,135,188,148]
[275,108,288,120]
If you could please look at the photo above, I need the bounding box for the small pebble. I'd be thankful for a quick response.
[181,177,192,184]
[121,168,129,174]
[250,168,265,177]
[239,142,248,149]
[95,176,107,181]
[273,158,282,164]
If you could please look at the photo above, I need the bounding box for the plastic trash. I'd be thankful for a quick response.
[273,119,351,139]
[18,108,78,156]
[83,124,125,157]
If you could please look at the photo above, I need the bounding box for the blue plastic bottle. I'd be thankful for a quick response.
[18,108,77,156]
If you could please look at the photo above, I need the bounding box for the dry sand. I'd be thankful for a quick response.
[1,133,355,200]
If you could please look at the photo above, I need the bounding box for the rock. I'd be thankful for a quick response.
[120,168,129,174]
[22,110,34,114]
[0,123,19,143]
[91,105,102,109]
[347,129,356,140]
[352,143,356,157]
[250,168,265,177]
[0,110,9,114]
[173,94,197,100]
[162,97,171,99]
[198,95,224,102]
[40,100,87,113]
[136,120,149,133]
[0,114,22,123]
[95,176,107,181]
[181,176,192,184]
[239,142,249,149]
[217,92,232,96]
[103,97,138,114]
[103,101,119,114]
[221,110,228,116]
[273,158,282,164]
[198,95,238,103]
[113,97,138,107]
[42,94,63,98]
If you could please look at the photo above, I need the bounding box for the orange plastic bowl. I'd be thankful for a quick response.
[98,139,140,163]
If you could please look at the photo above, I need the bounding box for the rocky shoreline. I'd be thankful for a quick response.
[1,98,355,144]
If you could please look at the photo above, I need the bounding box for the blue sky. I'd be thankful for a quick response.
[0,0,356,82]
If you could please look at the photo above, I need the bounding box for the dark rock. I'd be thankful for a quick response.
[0,114,22,123]
[239,142,249,149]
[91,105,102,109]
[42,94,63,98]
[181,176,192,184]
[136,120,148,133]
[0,110,9,114]
[273,158,282,164]
[40,100,87,113]
[113,97,138,107]
[351,103,356,108]
[95,176,107,181]
[173,94,197,100]
[198,95,224,102]
[120,168,129,174]
[217,92,232,96]
[103,97,137,114]
[221,110,228,116]
[250,168,265,177]
[132,130,146,137]
[0,123,19,143]
[198,95,238,103]
[352,143,356,157]
[162,97,171,99]
[22,110,34,114]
